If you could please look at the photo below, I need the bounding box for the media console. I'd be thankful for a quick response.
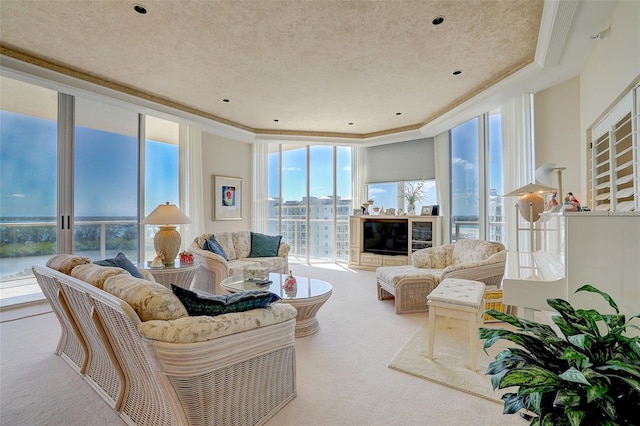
[348,215,441,271]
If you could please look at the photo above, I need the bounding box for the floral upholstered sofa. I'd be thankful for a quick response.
[34,254,297,426]
[376,239,506,314]
[189,231,290,294]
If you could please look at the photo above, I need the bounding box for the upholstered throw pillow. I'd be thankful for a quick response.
[203,237,228,260]
[172,285,281,317]
[249,232,282,258]
[95,252,143,278]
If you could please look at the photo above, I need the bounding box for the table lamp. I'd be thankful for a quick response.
[504,183,556,252]
[141,202,192,266]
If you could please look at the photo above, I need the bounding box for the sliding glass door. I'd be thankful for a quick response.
[0,76,58,285]
[74,97,139,261]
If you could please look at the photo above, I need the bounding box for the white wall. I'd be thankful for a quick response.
[535,0,640,203]
[534,77,581,201]
[200,132,253,232]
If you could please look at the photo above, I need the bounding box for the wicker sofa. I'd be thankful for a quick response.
[376,239,506,314]
[33,254,297,426]
[189,231,290,294]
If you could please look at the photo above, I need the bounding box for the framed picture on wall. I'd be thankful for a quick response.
[213,175,242,220]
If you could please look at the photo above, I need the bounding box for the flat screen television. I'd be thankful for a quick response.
[362,219,409,256]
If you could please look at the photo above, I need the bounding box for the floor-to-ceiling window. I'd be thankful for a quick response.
[0,76,58,302]
[144,116,179,262]
[0,74,181,306]
[268,144,352,263]
[451,118,480,240]
[74,97,139,261]
[450,109,504,243]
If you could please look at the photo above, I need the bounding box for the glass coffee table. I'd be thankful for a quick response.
[220,272,333,337]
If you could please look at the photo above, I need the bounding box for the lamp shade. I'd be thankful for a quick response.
[141,202,191,266]
[141,202,192,225]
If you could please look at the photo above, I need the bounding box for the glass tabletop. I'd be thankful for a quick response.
[221,272,332,300]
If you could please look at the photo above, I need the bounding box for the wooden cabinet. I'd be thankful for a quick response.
[348,215,441,271]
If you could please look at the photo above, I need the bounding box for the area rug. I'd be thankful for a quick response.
[388,319,516,404]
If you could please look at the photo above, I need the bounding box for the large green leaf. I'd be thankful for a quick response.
[553,316,581,339]
[547,299,592,335]
[499,366,562,389]
[613,374,640,393]
[559,367,591,385]
[598,359,640,379]
[575,285,619,314]
[576,309,603,338]
[586,381,610,403]
[601,314,626,330]
[483,309,522,327]
[567,334,592,351]
[565,408,587,426]
[502,392,526,414]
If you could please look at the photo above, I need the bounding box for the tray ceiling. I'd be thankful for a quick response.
[0,0,544,137]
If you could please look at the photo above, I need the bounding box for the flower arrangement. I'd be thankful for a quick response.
[404,181,427,205]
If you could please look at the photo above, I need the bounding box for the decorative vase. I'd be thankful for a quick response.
[408,203,416,215]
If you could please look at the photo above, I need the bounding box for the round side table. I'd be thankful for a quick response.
[141,261,199,290]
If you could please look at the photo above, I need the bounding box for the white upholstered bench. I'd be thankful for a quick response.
[426,278,485,371]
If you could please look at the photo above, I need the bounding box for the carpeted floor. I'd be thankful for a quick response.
[389,319,516,404]
[1,263,525,425]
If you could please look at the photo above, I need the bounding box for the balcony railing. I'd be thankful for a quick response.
[0,218,138,306]
[266,217,350,262]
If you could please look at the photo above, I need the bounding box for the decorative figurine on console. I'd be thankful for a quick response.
[180,251,194,264]
[150,253,164,268]
[546,191,559,211]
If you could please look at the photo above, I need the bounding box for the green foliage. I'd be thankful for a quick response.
[480,285,640,426]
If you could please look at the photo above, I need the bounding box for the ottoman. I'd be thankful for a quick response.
[376,265,440,314]
[426,278,485,371]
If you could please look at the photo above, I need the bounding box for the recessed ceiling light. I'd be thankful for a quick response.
[452,70,462,75]
[432,16,445,25]
[395,112,402,116]
[348,122,354,125]
[133,4,147,14]
[222,99,230,102]
[274,119,279,122]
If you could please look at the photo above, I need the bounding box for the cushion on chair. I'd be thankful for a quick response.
[203,237,228,260]
[427,278,485,308]
[71,263,129,289]
[377,265,441,287]
[249,232,282,258]
[233,230,252,259]
[451,239,503,265]
[172,285,281,317]
[412,244,453,269]
[94,252,144,278]
[213,232,237,260]
[137,303,298,343]
[46,254,92,275]
[104,275,189,321]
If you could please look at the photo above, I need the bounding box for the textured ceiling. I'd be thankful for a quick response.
[0,0,544,137]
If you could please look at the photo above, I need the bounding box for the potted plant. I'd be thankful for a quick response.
[480,285,640,426]
[404,181,426,215]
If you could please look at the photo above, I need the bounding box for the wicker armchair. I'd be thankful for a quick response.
[376,239,506,314]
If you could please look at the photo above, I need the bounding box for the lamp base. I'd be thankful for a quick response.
[517,193,544,222]
[154,226,181,266]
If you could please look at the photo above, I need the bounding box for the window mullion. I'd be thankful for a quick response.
[57,93,74,254]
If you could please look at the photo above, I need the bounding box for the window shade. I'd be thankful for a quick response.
[364,138,435,183]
